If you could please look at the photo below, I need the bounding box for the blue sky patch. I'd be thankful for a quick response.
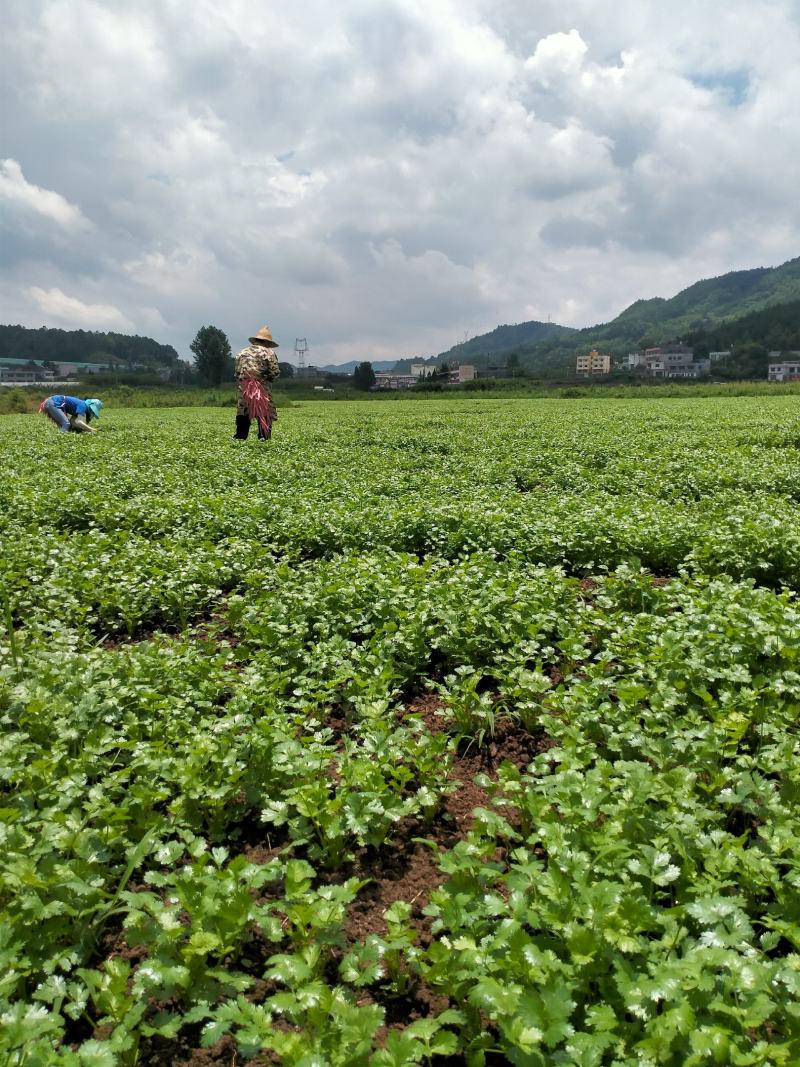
[690,68,750,105]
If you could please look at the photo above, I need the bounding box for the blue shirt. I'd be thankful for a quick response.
[50,395,89,417]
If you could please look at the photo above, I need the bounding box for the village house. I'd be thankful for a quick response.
[373,372,419,390]
[768,354,800,381]
[622,345,710,378]
[576,349,611,376]
[373,363,476,390]
[0,362,54,384]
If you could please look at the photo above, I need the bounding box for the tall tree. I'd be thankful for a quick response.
[714,343,770,380]
[353,361,376,390]
[190,325,232,385]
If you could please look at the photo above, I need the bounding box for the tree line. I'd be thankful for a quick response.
[191,326,380,389]
[0,325,179,366]
[686,298,800,354]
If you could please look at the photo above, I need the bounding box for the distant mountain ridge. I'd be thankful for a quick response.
[432,256,800,375]
[608,256,800,336]
[317,359,398,375]
[434,319,574,366]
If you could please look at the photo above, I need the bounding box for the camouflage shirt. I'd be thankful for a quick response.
[234,344,280,382]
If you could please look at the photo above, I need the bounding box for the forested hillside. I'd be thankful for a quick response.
[687,298,800,353]
[442,256,800,376]
[433,319,573,366]
[0,325,179,366]
[611,257,800,339]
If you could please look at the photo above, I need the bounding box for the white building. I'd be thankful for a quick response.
[762,351,800,381]
[55,361,110,376]
[632,346,710,378]
[0,363,55,383]
[622,352,644,370]
[768,361,800,382]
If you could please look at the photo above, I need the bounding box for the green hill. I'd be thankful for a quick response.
[0,325,179,367]
[434,256,800,376]
[608,256,800,338]
[433,319,574,365]
[687,298,800,353]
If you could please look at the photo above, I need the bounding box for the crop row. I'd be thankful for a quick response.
[2,400,800,1064]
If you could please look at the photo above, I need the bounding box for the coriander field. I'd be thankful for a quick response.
[3,397,800,1067]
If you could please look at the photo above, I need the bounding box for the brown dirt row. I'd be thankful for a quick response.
[91,694,553,1065]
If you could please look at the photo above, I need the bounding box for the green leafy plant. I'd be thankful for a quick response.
[5,398,800,1063]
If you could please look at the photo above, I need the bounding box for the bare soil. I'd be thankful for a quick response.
[127,693,553,1065]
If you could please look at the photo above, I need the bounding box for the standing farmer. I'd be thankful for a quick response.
[40,395,103,433]
[233,326,280,441]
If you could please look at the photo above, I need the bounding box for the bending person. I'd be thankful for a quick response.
[40,395,103,433]
[233,326,280,441]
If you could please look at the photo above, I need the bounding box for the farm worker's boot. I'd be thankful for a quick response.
[233,415,251,440]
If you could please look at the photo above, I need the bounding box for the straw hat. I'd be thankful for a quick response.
[249,326,279,347]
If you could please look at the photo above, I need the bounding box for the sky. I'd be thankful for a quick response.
[1,1,800,366]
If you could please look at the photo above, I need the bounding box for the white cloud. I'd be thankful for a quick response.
[0,158,90,230]
[31,1,168,114]
[138,305,169,332]
[525,29,588,85]
[27,286,133,331]
[122,244,217,299]
[1,1,799,363]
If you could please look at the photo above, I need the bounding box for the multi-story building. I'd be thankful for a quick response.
[1,364,39,383]
[0,362,55,383]
[621,352,644,370]
[767,351,800,382]
[373,372,418,390]
[768,360,800,382]
[374,362,477,389]
[576,349,611,376]
[659,351,710,377]
[628,345,710,378]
